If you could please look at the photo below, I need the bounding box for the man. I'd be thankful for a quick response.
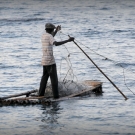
[39,23,74,99]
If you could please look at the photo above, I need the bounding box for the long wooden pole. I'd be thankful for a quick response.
[69,36,128,100]
[0,89,38,100]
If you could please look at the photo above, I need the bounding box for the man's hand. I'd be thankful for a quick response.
[52,25,61,37]
[56,25,61,32]
[68,37,74,42]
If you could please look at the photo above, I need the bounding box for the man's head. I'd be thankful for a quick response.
[45,23,56,34]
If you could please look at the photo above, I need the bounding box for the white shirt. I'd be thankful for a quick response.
[41,32,55,65]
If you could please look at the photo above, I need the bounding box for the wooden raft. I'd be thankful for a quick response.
[0,80,102,106]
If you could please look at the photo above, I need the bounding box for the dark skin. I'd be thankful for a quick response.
[45,25,74,46]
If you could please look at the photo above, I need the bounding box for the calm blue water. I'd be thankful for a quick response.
[1,0,135,134]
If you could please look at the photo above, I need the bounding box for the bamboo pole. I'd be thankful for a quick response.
[0,89,38,100]
[5,96,45,101]
[69,36,128,100]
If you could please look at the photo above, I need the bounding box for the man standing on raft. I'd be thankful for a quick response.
[39,23,74,99]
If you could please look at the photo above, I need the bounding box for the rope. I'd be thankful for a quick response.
[58,31,78,82]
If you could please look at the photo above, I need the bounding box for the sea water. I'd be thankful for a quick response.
[1,0,135,134]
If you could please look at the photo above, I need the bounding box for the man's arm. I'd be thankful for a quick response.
[53,37,74,46]
[52,25,61,37]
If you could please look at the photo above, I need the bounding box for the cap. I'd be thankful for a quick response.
[45,23,56,29]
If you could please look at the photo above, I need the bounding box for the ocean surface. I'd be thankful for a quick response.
[1,0,135,134]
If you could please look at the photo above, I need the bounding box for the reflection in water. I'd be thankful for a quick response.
[39,103,63,131]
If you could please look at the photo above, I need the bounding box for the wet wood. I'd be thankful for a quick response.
[84,80,102,87]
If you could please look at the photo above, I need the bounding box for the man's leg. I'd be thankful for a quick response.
[48,64,59,99]
[39,66,49,96]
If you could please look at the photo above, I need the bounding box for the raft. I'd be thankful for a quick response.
[0,80,102,106]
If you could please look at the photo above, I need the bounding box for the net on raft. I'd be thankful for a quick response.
[45,80,92,97]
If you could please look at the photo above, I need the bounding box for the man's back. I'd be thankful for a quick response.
[41,32,55,66]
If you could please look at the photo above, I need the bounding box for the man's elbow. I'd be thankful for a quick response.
[53,41,58,46]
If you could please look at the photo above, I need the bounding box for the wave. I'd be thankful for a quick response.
[0,18,45,22]
[112,30,129,33]
[115,63,135,68]
[100,7,111,10]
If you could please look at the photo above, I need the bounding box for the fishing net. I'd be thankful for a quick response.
[45,80,91,97]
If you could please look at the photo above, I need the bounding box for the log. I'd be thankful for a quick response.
[0,98,52,106]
